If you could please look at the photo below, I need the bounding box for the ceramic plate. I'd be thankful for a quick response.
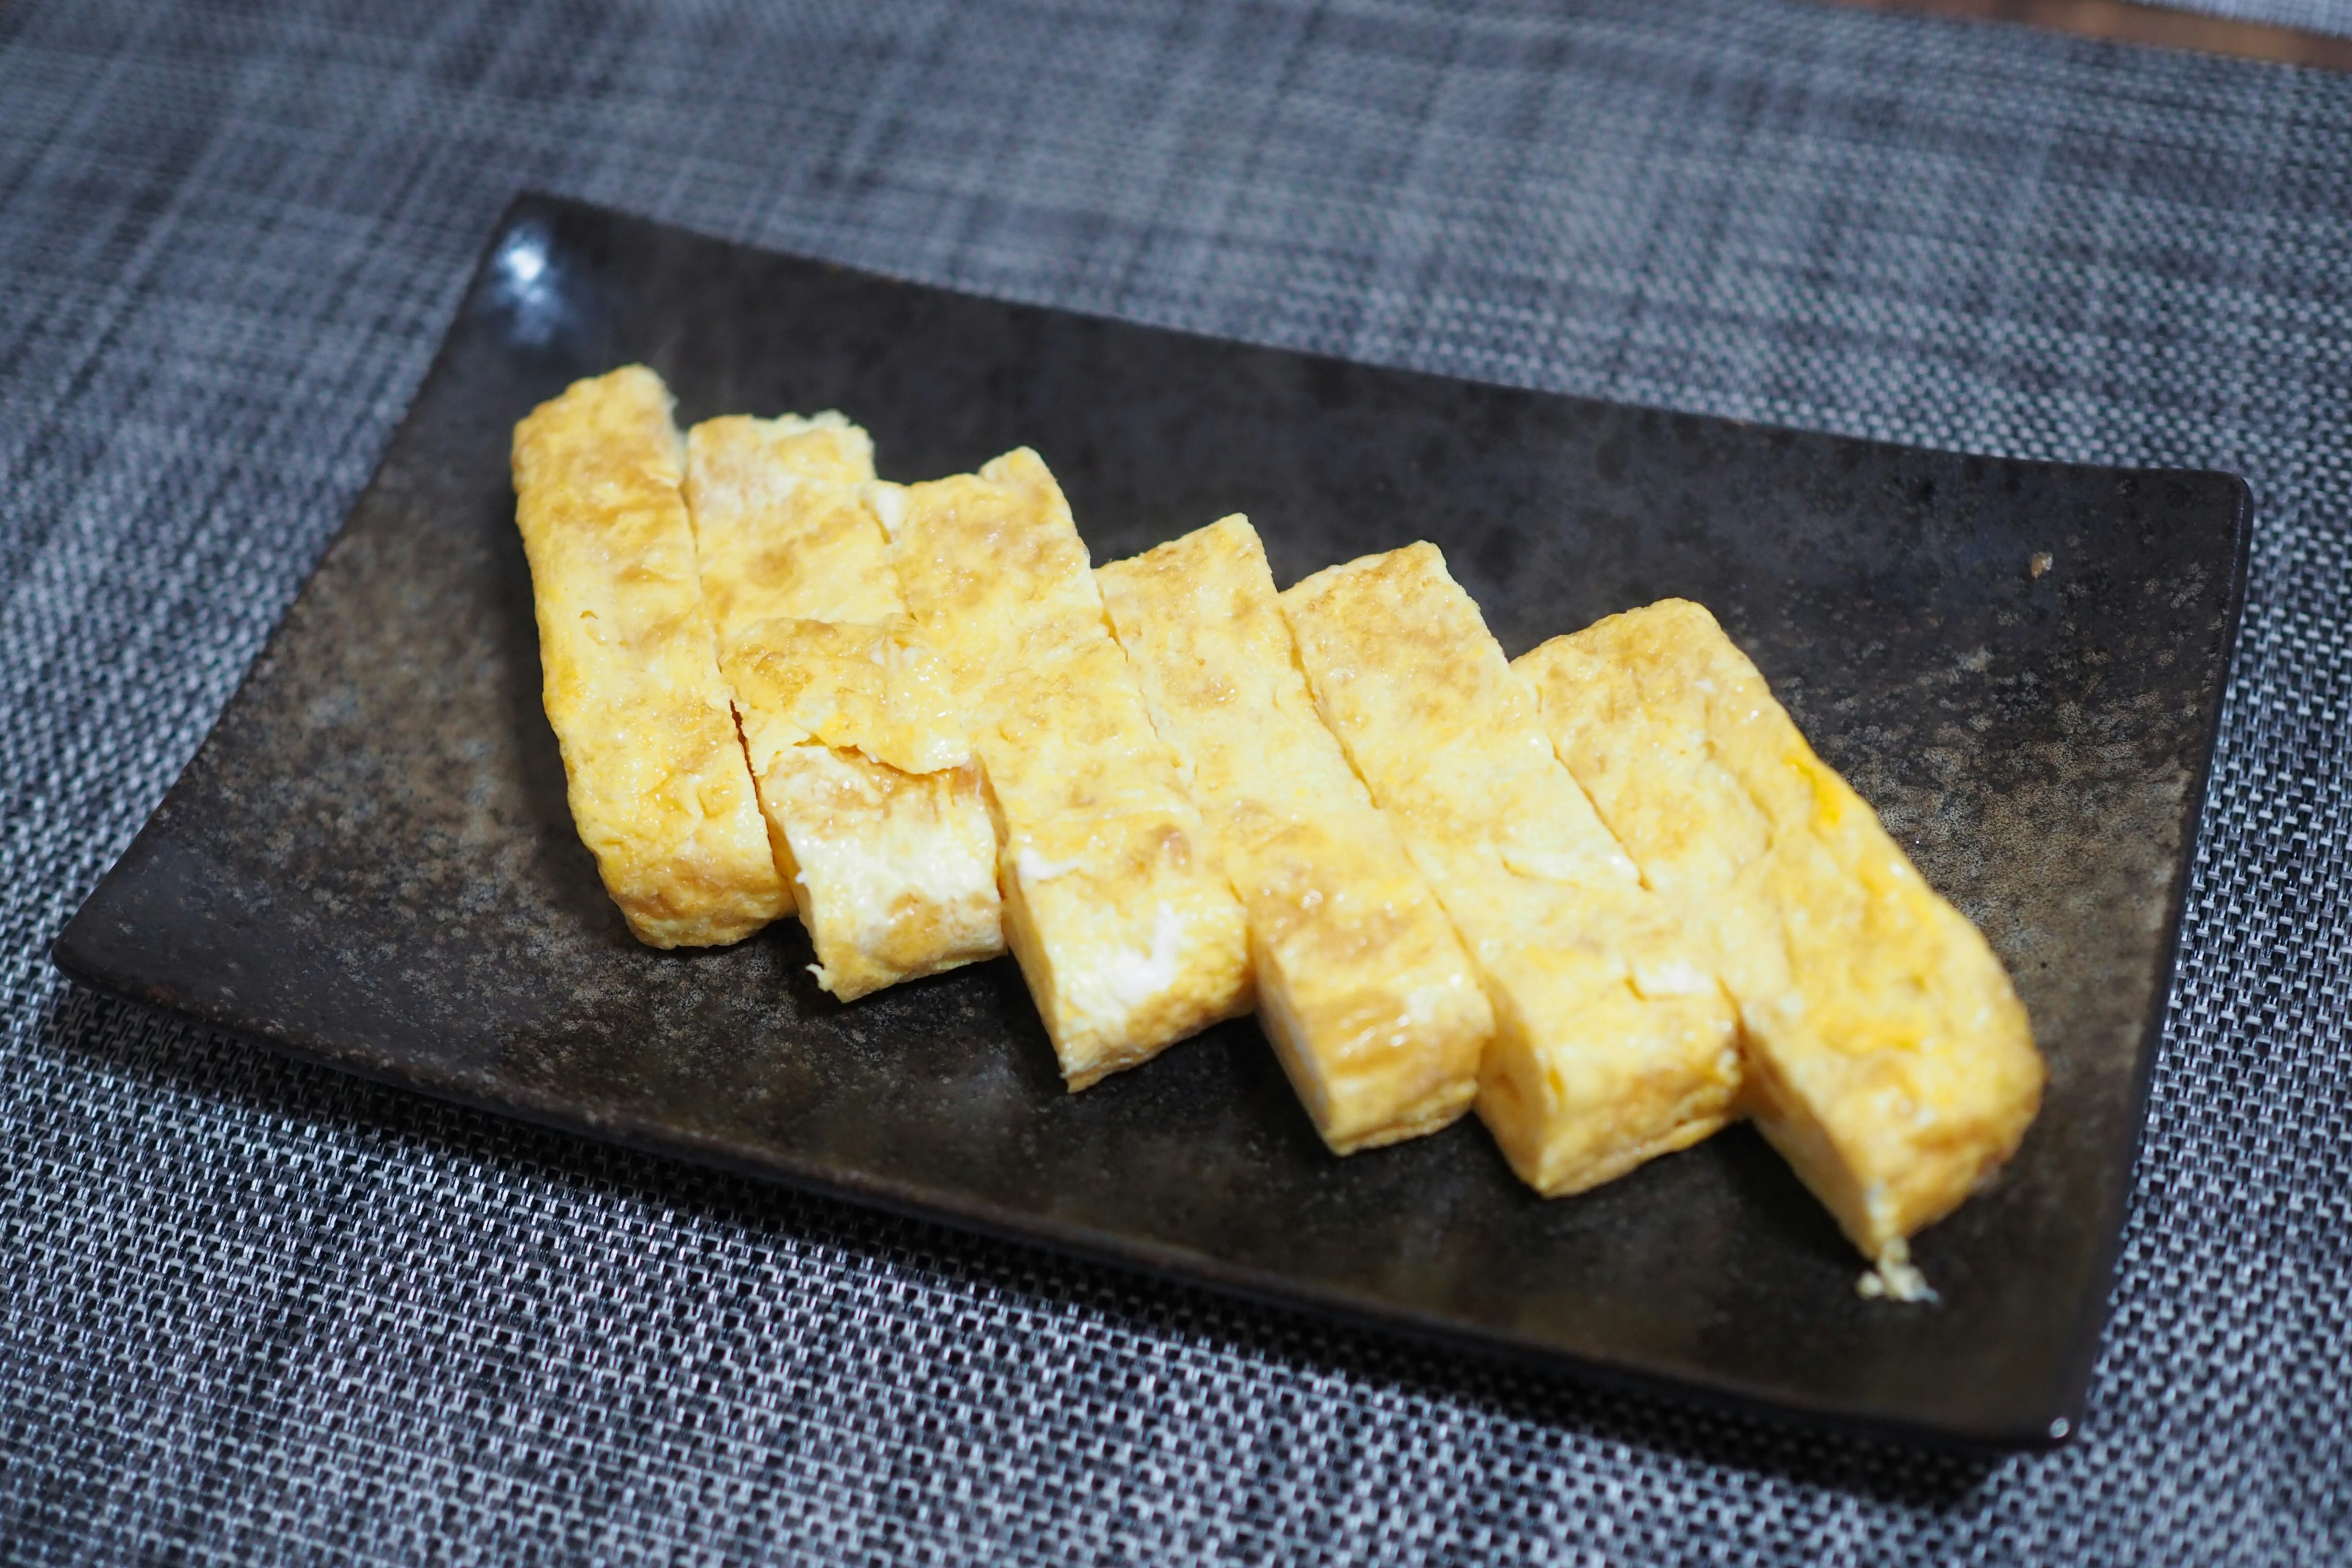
[54,194,2250,1449]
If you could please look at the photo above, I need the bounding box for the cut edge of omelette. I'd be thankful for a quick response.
[510,365,789,949]
[720,616,1003,1001]
[1097,514,1494,1153]
[881,448,1253,1089]
[684,412,1005,1001]
[1278,543,1743,1194]
[1513,598,2045,1298]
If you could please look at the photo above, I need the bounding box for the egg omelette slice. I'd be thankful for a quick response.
[1514,600,2044,1295]
[1098,516,1494,1155]
[509,366,789,948]
[1280,544,1742,1196]
[685,413,1001,1000]
[880,448,1252,1090]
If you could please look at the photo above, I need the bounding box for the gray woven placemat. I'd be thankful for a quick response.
[3,1,2346,1561]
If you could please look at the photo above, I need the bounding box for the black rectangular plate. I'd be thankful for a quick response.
[54,194,2248,1449]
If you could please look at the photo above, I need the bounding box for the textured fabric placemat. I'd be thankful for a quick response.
[2,1,2346,1561]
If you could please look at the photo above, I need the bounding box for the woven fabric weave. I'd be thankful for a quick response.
[2,1,2346,1561]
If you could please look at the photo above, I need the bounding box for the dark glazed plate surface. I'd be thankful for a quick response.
[54,195,2249,1450]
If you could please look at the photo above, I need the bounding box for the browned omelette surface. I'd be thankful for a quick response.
[510,366,788,948]
[685,412,1001,1000]
[1281,545,1743,1196]
[1517,600,2043,1284]
[513,375,2039,1284]
[1099,516,1493,1154]
[882,449,1252,1089]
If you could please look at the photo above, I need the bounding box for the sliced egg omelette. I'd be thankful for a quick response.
[880,448,1252,1088]
[1099,516,1493,1155]
[510,366,788,948]
[684,412,1001,1000]
[1515,599,2044,1295]
[1280,544,1743,1195]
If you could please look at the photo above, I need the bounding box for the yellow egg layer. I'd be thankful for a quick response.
[684,412,899,630]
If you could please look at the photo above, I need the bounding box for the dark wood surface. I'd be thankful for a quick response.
[1831,0,2352,69]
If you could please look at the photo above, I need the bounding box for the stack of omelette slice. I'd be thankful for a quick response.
[511,366,2045,1297]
